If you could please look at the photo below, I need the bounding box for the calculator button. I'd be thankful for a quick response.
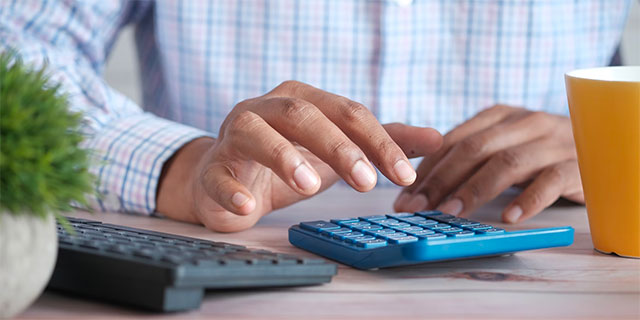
[428,224,451,230]
[333,232,364,240]
[469,224,493,231]
[356,225,383,232]
[300,221,340,232]
[330,218,359,224]
[367,229,397,236]
[321,228,353,236]
[395,226,424,232]
[340,221,371,228]
[377,219,402,225]
[455,221,481,227]
[402,216,428,223]
[431,214,457,222]
[446,230,475,237]
[415,210,443,217]
[439,227,463,233]
[381,233,408,240]
[476,228,505,234]
[346,236,376,244]
[386,213,414,218]
[359,215,387,221]
[357,239,388,248]
[388,236,419,244]
[415,219,438,226]
[407,229,436,237]
[388,223,411,229]
[421,233,447,240]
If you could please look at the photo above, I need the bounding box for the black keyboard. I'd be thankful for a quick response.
[49,217,337,312]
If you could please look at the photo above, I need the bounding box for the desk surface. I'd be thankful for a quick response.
[19,187,640,320]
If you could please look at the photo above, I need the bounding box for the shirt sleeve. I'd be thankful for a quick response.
[0,0,212,214]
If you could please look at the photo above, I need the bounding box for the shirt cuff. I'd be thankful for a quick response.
[84,113,213,214]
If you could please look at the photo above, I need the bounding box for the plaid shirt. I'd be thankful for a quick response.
[0,0,630,215]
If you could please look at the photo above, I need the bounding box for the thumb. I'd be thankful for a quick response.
[383,122,443,158]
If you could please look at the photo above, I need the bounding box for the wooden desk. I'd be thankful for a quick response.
[18,187,640,319]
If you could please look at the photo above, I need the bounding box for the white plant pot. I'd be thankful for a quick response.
[0,212,58,318]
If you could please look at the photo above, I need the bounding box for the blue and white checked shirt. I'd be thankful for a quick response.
[0,0,631,215]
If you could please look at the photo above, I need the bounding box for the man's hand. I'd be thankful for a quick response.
[157,81,443,232]
[394,105,584,224]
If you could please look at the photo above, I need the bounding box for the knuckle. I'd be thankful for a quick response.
[269,141,294,165]
[277,79,300,90]
[281,98,314,121]
[495,149,523,169]
[457,137,487,155]
[423,175,447,199]
[526,111,549,125]
[227,110,259,133]
[466,181,484,201]
[327,139,354,158]
[526,189,546,209]
[376,139,400,160]
[545,165,565,183]
[340,100,370,122]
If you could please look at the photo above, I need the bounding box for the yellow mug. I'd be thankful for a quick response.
[565,66,640,258]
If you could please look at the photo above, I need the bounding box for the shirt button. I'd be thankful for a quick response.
[394,0,414,6]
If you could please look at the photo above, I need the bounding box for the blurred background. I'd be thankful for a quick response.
[105,1,640,107]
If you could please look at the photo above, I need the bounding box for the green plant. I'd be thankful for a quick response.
[0,51,94,220]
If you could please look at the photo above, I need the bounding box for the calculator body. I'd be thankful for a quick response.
[289,211,574,269]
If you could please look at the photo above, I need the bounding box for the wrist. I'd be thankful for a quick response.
[157,137,216,222]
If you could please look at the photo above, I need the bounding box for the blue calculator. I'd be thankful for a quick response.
[289,211,574,269]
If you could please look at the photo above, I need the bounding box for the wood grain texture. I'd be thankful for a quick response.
[18,186,640,320]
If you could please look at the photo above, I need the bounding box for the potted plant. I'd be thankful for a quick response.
[0,51,94,318]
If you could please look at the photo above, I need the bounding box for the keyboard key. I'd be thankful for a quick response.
[356,239,388,249]
[300,221,340,232]
[359,215,387,221]
[388,236,419,244]
[476,228,505,234]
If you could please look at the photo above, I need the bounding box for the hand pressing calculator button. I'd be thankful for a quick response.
[289,210,574,269]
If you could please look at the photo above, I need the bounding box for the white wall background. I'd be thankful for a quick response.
[105,1,640,106]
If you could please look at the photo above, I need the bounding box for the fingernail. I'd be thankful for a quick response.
[504,205,523,224]
[351,160,377,188]
[393,160,416,184]
[293,163,319,191]
[394,192,412,211]
[438,198,464,216]
[231,192,250,208]
[406,194,429,212]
